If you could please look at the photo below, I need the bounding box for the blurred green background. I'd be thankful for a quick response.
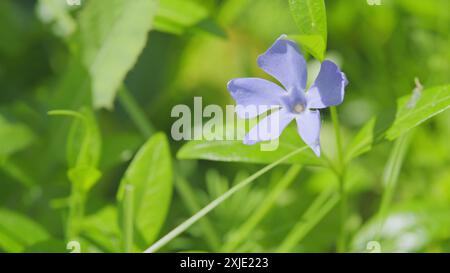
[0,0,449,253]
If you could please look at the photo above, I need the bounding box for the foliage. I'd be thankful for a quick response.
[0,0,449,253]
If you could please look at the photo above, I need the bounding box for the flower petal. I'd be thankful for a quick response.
[306,60,348,109]
[257,35,307,92]
[244,109,293,145]
[227,78,285,119]
[295,110,321,156]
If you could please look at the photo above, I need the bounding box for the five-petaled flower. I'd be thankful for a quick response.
[227,35,348,156]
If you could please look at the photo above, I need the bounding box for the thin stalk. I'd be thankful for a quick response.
[118,86,154,138]
[66,184,85,240]
[222,165,302,252]
[49,110,88,241]
[277,189,339,252]
[320,152,340,175]
[144,146,308,253]
[330,107,344,167]
[175,176,221,250]
[330,106,347,252]
[375,133,412,241]
[123,185,135,252]
[336,172,347,252]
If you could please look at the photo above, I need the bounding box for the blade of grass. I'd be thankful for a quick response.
[222,165,302,251]
[375,132,412,241]
[144,146,308,253]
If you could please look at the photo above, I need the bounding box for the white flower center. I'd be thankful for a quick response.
[294,103,305,113]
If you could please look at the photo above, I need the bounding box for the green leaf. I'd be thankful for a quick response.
[117,132,173,248]
[153,16,184,35]
[68,166,102,193]
[78,0,158,109]
[344,117,377,162]
[153,0,209,35]
[81,206,121,252]
[177,122,324,166]
[386,84,450,140]
[0,115,34,160]
[192,18,227,39]
[145,146,309,253]
[288,34,325,62]
[288,0,327,61]
[0,208,50,252]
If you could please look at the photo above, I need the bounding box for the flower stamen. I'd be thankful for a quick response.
[294,103,305,113]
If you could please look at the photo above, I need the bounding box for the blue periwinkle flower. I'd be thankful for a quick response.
[227,35,348,156]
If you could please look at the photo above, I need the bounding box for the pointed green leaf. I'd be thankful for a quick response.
[153,0,225,37]
[288,34,325,61]
[0,115,34,160]
[156,0,208,28]
[81,206,121,252]
[344,117,377,162]
[386,84,450,140]
[78,0,158,109]
[117,133,173,248]
[177,123,324,166]
[288,0,327,61]
[0,208,50,252]
[68,166,102,193]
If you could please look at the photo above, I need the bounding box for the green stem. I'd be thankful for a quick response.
[330,107,344,167]
[49,111,89,241]
[118,86,154,138]
[277,188,339,252]
[222,165,302,252]
[336,171,347,252]
[123,184,134,252]
[330,106,347,252]
[144,146,308,253]
[321,152,340,175]
[175,176,221,250]
[375,133,412,241]
[66,184,85,240]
